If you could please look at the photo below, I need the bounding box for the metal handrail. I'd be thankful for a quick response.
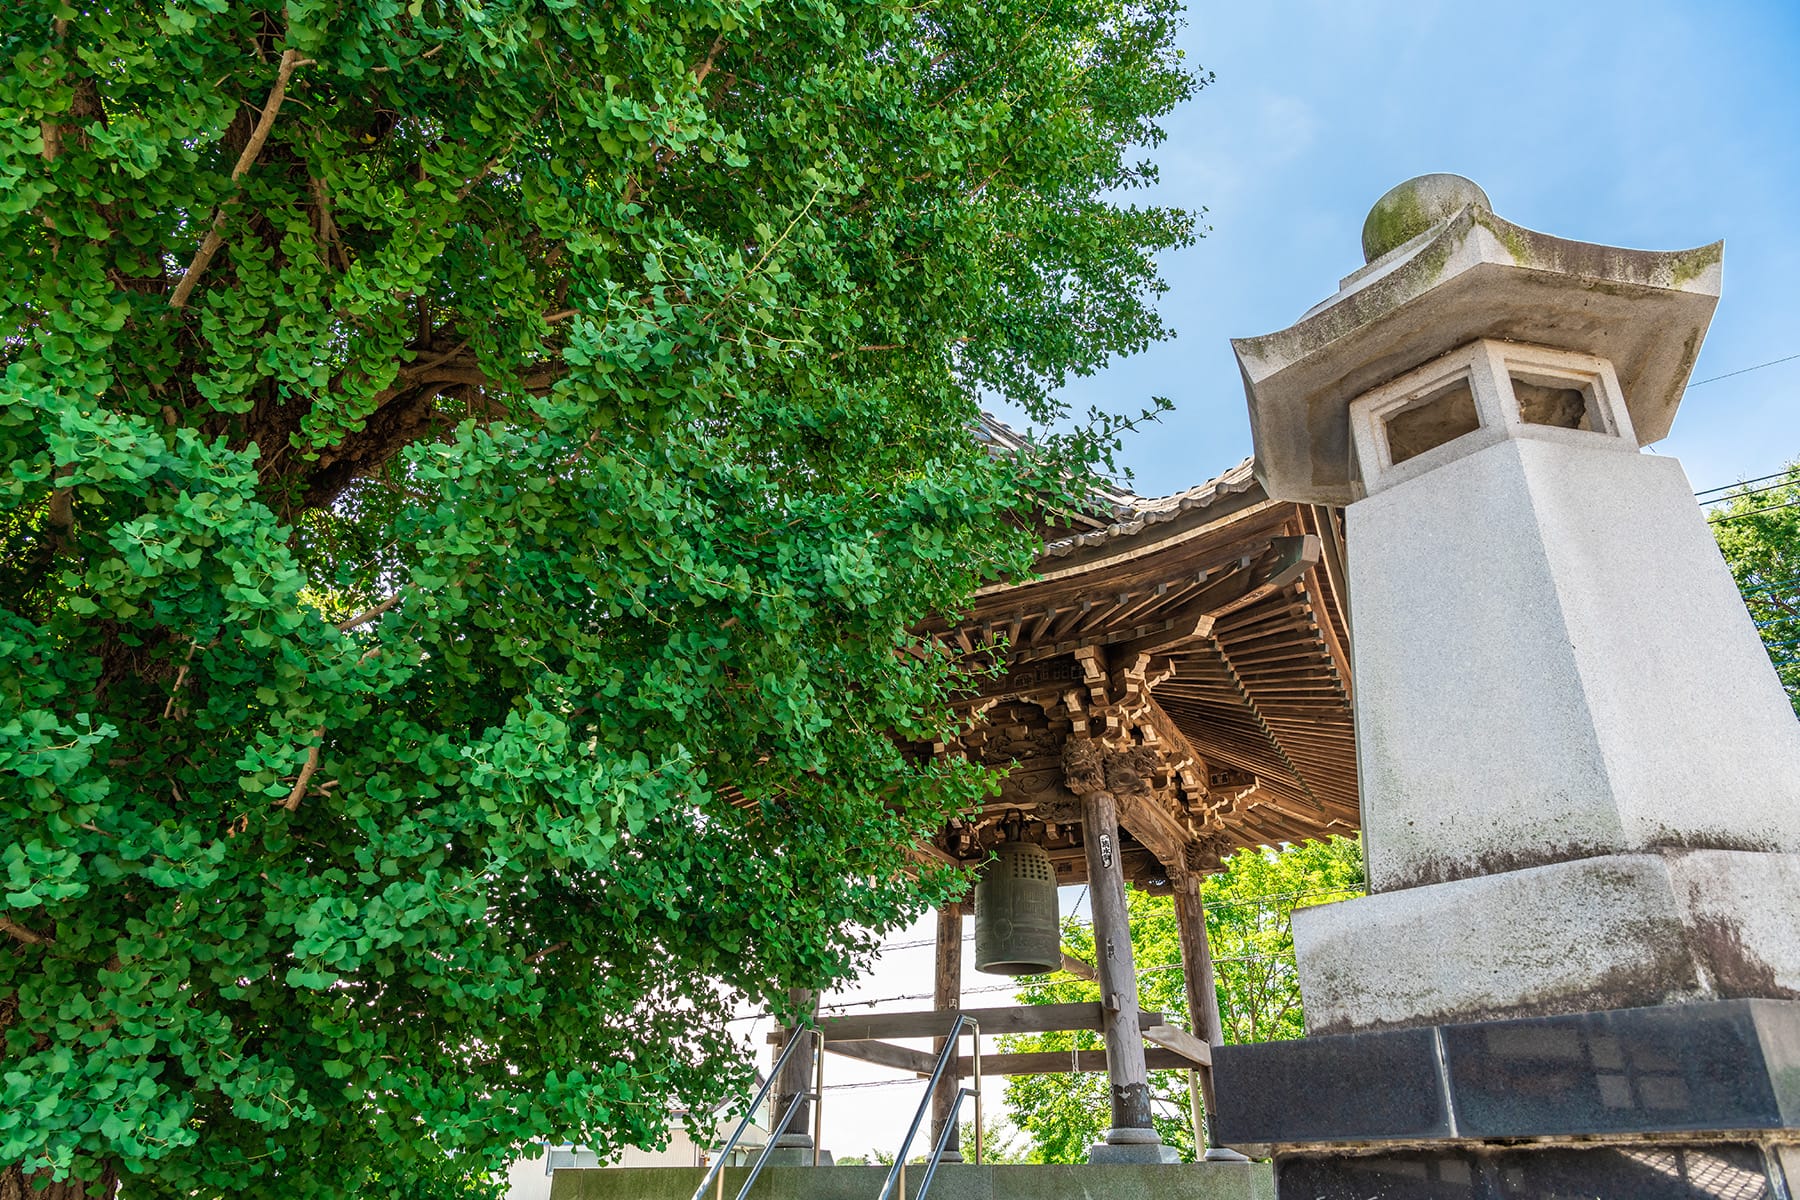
[911,1085,976,1199]
[690,1025,824,1200]
[877,1014,982,1200]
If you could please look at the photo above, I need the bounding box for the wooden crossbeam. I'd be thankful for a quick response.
[1116,784,1189,868]
[812,1017,1209,1078]
[1112,534,1321,662]
[821,1038,938,1075]
[1142,1023,1213,1067]
[962,1047,1205,1076]
[817,1003,1164,1042]
[1059,950,1098,981]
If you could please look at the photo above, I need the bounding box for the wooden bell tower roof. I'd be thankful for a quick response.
[923,429,1359,888]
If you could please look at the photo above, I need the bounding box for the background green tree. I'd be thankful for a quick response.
[0,2,1195,1195]
[1710,462,1800,715]
[1000,837,1364,1162]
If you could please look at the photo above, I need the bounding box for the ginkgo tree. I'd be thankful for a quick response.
[0,2,1197,1196]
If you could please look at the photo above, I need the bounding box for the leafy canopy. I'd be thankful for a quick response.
[1001,838,1364,1162]
[1711,462,1800,715]
[0,1,1194,1195]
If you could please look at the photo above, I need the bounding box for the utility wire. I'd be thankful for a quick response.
[1710,498,1800,524]
[733,885,1354,1025]
[1699,480,1797,505]
[1686,352,1800,390]
[1696,471,1793,497]
[879,934,973,952]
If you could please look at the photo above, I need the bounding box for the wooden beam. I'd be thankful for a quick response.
[1172,857,1227,1150]
[967,1047,1204,1076]
[1115,786,1188,869]
[1060,950,1098,981]
[773,988,819,1154]
[824,1038,937,1076]
[1143,1023,1213,1067]
[1083,786,1160,1142]
[817,1003,1166,1042]
[1111,535,1321,661]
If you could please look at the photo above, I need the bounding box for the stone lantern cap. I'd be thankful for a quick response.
[1232,175,1723,505]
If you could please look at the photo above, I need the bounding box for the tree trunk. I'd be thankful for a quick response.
[1,1165,120,1200]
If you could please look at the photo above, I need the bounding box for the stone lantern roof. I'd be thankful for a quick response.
[1232,173,1723,505]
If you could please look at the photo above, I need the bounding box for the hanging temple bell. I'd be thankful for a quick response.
[973,812,1061,976]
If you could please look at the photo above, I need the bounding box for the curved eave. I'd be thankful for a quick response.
[1233,204,1722,505]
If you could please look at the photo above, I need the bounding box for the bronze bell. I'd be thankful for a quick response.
[973,816,1060,976]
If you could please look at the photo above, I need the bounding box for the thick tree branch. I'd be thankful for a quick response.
[337,593,401,632]
[528,941,568,965]
[692,34,728,87]
[43,484,73,546]
[38,19,70,163]
[308,175,351,272]
[281,732,323,812]
[170,49,309,309]
[0,916,53,948]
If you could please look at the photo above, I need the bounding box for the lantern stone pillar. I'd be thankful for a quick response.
[1211,174,1800,1195]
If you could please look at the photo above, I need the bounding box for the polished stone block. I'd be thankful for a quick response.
[1275,1141,1781,1199]
[1443,1000,1795,1138]
[1213,1026,1449,1146]
[1215,1000,1800,1154]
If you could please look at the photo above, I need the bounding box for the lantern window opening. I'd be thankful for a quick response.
[1349,339,1639,496]
[1511,374,1603,433]
[1382,373,1482,466]
[1348,341,1510,493]
[1485,341,1638,447]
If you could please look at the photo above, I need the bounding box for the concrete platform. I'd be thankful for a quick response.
[547,1162,1275,1200]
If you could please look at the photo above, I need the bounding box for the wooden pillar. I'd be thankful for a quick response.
[1171,856,1225,1151]
[930,901,963,1160]
[770,986,819,1161]
[1080,787,1166,1154]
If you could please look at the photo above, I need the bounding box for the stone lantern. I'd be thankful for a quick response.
[1213,175,1800,1196]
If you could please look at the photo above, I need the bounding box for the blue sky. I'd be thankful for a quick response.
[1052,0,1800,499]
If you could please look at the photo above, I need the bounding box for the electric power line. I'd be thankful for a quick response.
[1698,479,1798,505]
[1696,470,1794,498]
[1709,498,1800,524]
[1739,574,1800,597]
[1685,351,1800,390]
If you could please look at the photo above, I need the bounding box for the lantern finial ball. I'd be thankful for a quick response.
[1361,174,1491,263]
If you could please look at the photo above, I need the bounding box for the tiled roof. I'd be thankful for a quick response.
[975,410,1262,557]
[1041,458,1259,558]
